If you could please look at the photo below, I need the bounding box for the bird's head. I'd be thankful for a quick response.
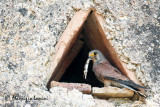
[88,50,106,63]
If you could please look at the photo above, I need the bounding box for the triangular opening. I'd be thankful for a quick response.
[47,10,144,96]
[57,11,120,87]
[59,40,103,87]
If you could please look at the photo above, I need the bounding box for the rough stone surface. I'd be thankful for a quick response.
[0,0,159,106]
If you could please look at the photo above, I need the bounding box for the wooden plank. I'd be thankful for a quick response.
[92,86,134,98]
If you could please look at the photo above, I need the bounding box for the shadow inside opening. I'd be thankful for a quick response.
[59,42,103,87]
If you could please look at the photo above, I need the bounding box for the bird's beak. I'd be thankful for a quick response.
[88,56,92,59]
[89,53,94,59]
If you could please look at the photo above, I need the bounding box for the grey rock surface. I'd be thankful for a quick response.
[0,0,159,106]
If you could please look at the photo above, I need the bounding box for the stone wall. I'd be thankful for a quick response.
[0,0,159,106]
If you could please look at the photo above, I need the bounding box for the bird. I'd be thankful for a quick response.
[84,50,146,96]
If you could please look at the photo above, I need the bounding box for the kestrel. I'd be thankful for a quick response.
[84,50,146,94]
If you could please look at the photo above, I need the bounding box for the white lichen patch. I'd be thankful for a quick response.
[120,55,129,63]
[49,87,95,107]
[126,63,136,70]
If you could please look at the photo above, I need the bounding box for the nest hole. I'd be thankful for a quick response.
[59,42,103,87]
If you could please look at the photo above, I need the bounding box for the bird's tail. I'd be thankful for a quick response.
[104,76,147,97]
[120,84,146,97]
[120,83,139,92]
[105,76,147,89]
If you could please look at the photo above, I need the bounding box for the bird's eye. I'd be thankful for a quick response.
[94,52,97,56]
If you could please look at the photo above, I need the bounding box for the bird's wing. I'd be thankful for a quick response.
[93,60,129,81]
[93,60,146,89]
